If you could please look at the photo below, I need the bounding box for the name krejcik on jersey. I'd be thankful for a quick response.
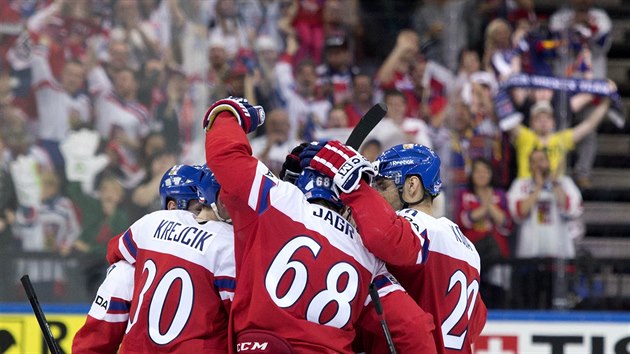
[152,219,214,252]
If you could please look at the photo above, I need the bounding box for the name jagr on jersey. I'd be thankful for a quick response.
[312,207,356,239]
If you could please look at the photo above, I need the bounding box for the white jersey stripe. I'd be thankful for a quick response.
[118,237,135,264]
[248,161,266,210]
[102,313,129,323]
[219,291,234,301]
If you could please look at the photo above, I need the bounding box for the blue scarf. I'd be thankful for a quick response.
[495,74,625,131]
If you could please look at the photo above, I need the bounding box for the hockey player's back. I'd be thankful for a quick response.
[370,143,488,353]
[107,209,235,353]
[389,208,486,354]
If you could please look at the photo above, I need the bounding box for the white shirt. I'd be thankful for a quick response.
[31,46,91,142]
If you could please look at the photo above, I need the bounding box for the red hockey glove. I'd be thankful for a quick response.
[203,96,265,134]
[299,140,375,194]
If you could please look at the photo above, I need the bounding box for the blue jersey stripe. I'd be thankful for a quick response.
[257,176,275,215]
[123,230,137,258]
[214,278,236,291]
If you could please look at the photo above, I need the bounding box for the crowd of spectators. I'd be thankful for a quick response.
[0,0,622,308]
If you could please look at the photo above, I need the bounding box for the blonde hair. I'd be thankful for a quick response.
[482,18,512,71]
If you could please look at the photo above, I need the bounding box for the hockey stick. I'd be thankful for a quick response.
[345,102,387,149]
[20,275,62,354]
[368,283,397,354]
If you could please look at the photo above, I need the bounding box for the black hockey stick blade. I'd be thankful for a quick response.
[345,102,387,150]
[21,275,62,354]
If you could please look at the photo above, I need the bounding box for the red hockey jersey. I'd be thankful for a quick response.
[105,210,235,353]
[205,114,423,353]
[388,208,488,354]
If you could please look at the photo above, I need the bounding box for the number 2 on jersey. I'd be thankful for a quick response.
[265,236,359,328]
[442,269,479,350]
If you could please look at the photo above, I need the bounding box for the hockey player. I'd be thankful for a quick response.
[369,144,488,354]
[73,164,209,353]
[73,164,235,353]
[281,144,437,354]
[203,97,433,353]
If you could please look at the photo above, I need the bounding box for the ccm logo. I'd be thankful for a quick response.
[237,342,268,351]
[338,157,363,176]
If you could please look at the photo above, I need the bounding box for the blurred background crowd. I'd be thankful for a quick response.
[0,0,629,310]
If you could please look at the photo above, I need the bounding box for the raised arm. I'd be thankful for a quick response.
[203,97,271,228]
[572,98,611,143]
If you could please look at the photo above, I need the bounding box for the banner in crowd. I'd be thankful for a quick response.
[495,73,625,131]
[1,305,629,353]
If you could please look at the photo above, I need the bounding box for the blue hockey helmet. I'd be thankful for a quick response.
[375,144,442,197]
[295,168,342,208]
[195,164,222,207]
[159,164,204,210]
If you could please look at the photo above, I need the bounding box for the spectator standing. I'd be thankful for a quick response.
[205,35,232,104]
[483,18,520,82]
[507,148,583,308]
[290,0,326,64]
[453,48,481,95]
[154,70,188,155]
[508,148,583,259]
[462,71,513,189]
[252,35,283,109]
[88,61,151,182]
[31,36,90,172]
[313,106,353,142]
[549,0,611,79]
[316,34,360,106]
[404,56,451,123]
[70,173,129,297]
[60,129,127,297]
[549,0,612,189]
[457,158,513,307]
[507,98,610,179]
[102,40,132,78]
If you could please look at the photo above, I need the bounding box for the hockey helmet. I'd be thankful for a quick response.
[295,168,342,208]
[193,164,222,208]
[159,164,204,210]
[374,144,442,197]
